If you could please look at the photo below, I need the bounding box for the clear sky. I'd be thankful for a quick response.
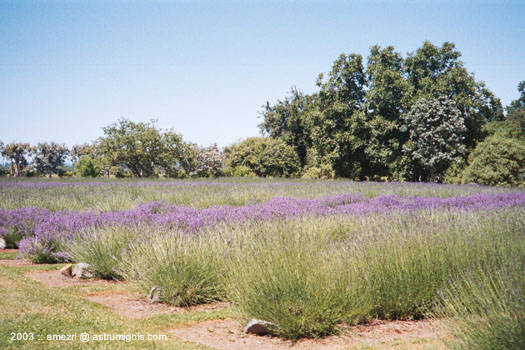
[1,0,524,148]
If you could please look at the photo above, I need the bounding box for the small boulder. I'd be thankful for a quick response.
[0,237,6,249]
[60,264,73,278]
[243,319,276,336]
[148,286,162,303]
[72,262,94,279]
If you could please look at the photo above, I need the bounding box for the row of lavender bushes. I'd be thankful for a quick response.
[1,189,523,344]
[1,192,523,263]
[0,178,514,212]
[65,207,524,344]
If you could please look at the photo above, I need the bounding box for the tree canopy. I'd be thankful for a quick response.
[260,41,505,182]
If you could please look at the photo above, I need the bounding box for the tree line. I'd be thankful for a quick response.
[1,41,523,185]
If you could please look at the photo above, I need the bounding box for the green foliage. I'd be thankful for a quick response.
[66,226,134,280]
[225,137,301,177]
[226,220,362,339]
[75,157,100,177]
[1,142,31,177]
[259,41,503,180]
[402,95,467,182]
[436,258,525,350]
[459,87,525,187]
[120,231,224,306]
[506,80,525,114]
[301,164,334,179]
[32,142,70,178]
[98,118,181,177]
[259,87,315,168]
[461,134,524,186]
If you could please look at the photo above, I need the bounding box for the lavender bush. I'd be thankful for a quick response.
[1,191,523,262]
[1,178,524,340]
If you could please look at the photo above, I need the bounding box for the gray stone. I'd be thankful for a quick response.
[0,237,6,249]
[72,262,94,279]
[243,319,276,336]
[60,264,73,278]
[148,286,162,303]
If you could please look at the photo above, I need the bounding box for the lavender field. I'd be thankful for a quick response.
[1,178,524,346]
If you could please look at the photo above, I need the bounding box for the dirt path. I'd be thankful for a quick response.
[0,259,33,267]
[168,318,446,350]
[18,265,447,349]
[24,269,227,319]
[25,269,121,288]
[83,292,227,319]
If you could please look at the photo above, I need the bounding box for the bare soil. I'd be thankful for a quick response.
[168,318,446,350]
[25,269,121,288]
[24,269,227,319]
[18,266,447,349]
[0,249,19,253]
[83,292,227,319]
[0,259,33,267]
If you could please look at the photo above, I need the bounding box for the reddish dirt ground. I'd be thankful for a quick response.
[0,258,33,267]
[168,318,446,350]
[0,248,19,253]
[83,292,227,319]
[13,263,447,348]
[24,269,228,319]
[24,269,121,288]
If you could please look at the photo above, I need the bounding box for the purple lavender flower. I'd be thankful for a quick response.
[1,191,523,263]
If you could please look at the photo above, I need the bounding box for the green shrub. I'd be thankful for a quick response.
[75,157,100,177]
[66,226,136,280]
[225,220,369,339]
[120,231,225,306]
[461,135,524,187]
[224,137,301,177]
[224,209,524,339]
[436,258,525,350]
[230,165,256,177]
[301,164,334,179]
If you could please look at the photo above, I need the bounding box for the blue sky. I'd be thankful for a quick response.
[1,0,524,148]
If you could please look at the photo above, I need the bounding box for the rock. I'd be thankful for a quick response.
[72,262,94,279]
[0,237,6,249]
[148,286,162,303]
[243,319,276,336]
[60,264,73,278]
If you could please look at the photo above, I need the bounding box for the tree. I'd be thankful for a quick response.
[71,143,94,164]
[361,45,410,178]
[311,53,366,177]
[402,95,467,182]
[459,82,525,186]
[259,41,502,181]
[1,142,31,177]
[404,41,503,149]
[97,118,189,178]
[33,142,70,178]
[189,143,224,178]
[224,137,300,177]
[259,87,315,168]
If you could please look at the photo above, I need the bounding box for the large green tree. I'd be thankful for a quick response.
[311,53,366,178]
[259,41,503,181]
[361,45,410,178]
[259,87,315,168]
[404,41,503,149]
[97,118,187,178]
[1,142,32,177]
[402,96,467,182]
[33,142,70,177]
